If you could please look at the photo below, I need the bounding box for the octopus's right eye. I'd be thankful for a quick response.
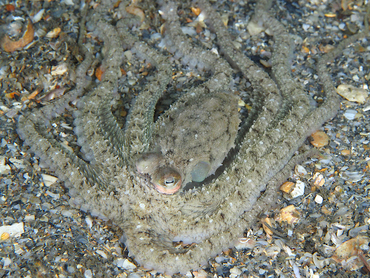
[152,167,182,195]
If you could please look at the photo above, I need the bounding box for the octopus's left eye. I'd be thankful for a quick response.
[152,167,182,195]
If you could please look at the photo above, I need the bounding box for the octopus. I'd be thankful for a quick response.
[15,0,369,274]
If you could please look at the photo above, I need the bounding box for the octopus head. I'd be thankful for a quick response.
[136,152,162,174]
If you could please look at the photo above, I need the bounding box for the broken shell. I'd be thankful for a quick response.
[332,236,370,270]
[262,217,274,237]
[235,237,256,250]
[191,7,201,16]
[152,166,182,194]
[295,164,307,176]
[95,64,104,81]
[312,172,325,187]
[310,130,329,148]
[1,19,34,53]
[336,84,368,104]
[280,181,305,198]
[277,205,300,225]
[0,223,24,239]
[126,5,145,23]
[247,20,265,36]
[41,174,58,187]
[280,181,295,194]
[45,27,61,39]
[51,63,68,75]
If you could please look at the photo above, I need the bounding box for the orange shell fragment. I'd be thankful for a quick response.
[1,19,34,53]
[95,65,104,81]
[126,5,145,23]
[191,7,201,16]
[280,181,294,194]
[277,205,300,225]
[332,236,370,263]
[310,130,329,148]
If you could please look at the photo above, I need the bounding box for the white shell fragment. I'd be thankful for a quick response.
[32,9,45,23]
[0,156,11,175]
[116,258,137,271]
[45,27,61,39]
[41,174,58,187]
[235,237,256,250]
[343,109,358,120]
[280,180,305,199]
[294,164,307,176]
[51,63,68,76]
[336,84,368,104]
[291,180,305,198]
[229,266,242,278]
[247,21,265,36]
[96,250,108,259]
[0,222,24,239]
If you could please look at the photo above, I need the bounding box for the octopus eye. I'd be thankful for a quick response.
[191,161,211,182]
[152,167,182,195]
[136,152,163,174]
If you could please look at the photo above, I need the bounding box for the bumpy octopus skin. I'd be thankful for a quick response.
[137,90,240,194]
[16,0,369,274]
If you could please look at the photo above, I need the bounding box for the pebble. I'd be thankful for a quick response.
[343,109,358,120]
[84,269,93,278]
[302,23,310,31]
[2,257,12,267]
[24,214,35,222]
[85,216,93,229]
[229,266,242,277]
[314,195,323,204]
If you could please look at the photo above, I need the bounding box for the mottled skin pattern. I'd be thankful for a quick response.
[139,90,240,192]
[16,0,368,274]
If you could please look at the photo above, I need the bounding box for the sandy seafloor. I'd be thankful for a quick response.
[1,0,370,277]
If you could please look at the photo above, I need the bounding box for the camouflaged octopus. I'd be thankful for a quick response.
[16,0,368,274]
